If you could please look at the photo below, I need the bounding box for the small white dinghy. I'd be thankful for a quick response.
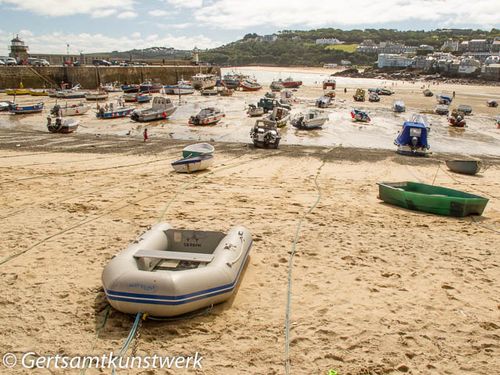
[102,223,253,317]
[171,154,214,173]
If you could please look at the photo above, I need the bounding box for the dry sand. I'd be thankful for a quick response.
[0,130,499,375]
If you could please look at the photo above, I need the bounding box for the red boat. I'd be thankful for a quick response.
[240,79,262,91]
[323,77,336,90]
[448,110,466,128]
[279,77,302,89]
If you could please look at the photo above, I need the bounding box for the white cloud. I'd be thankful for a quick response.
[148,9,169,17]
[0,29,221,55]
[117,11,137,19]
[193,0,500,29]
[0,0,134,17]
[166,0,203,9]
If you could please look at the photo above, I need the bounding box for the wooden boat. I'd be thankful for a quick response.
[350,109,371,123]
[51,102,90,116]
[250,120,281,149]
[102,223,253,317]
[247,104,264,117]
[240,79,262,91]
[121,84,140,93]
[445,160,482,176]
[9,102,44,114]
[96,106,134,119]
[322,77,336,90]
[394,121,429,156]
[47,117,79,134]
[123,93,152,103]
[353,88,365,102]
[279,77,302,89]
[182,143,214,158]
[131,97,176,122]
[262,106,290,128]
[377,181,488,217]
[291,109,328,130]
[393,100,406,113]
[171,154,214,173]
[191,73,217,90]
[448,110,466,127]
[29,89,49,96]
[188,107,225,126]
[423,89,433,97]
[85,91,109,101]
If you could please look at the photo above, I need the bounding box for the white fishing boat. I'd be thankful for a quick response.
[130,97,176,122]
[182,143,215,158]
[101,83,122,92]
[191,73,217,90]
[393,100,406,113]
[85,90,109,101]
[291,109,328,130]
[188,107,225,126]
[247,104,264,117]
[164,80,195,95]
[171,154,214,173]
[51,102,90,117]
[46,117,79,133]
[262,106,290,128]
[102,223,253,317]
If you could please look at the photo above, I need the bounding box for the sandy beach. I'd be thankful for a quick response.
[0,128,499,374]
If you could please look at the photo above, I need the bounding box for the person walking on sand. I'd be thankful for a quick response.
[344,87,347,94]
[453,91,456,98]
[143,128,148,142]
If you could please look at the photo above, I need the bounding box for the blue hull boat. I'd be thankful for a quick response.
[96,107,134,119]
[9,102,44,114]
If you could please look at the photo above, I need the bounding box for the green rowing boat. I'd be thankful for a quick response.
[377,181,489,217]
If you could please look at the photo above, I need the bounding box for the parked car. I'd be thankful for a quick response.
[92,59,111,66]
[0,59,5,66]
[2,57,17,66]
[73,60,81,66]
[34,59,50,66]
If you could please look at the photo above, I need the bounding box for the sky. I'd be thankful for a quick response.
[0,0,498,55]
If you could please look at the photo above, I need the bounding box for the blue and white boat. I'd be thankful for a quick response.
[96,106,134,119]
[164,80,194,95]
[393,100,406,113]
[171,154,214,173]
[102,223,252,317]
[395,121,430,156]
[9,102,44,114]
[437,94,453,105]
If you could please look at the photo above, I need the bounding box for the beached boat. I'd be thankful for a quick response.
[101,83,122,92]
[219,87,233,96]
[350,109,371,123]
[324,90,336,98]
[201,88,218,96]
[487,99,498,108]
[46,117,79,134]
[139,81,162,93]
[171,154,214,173]
[423,89,433,97]
[164,80,194,95]
[409,113,431,130]
[393,100,406,113]
[222,74,242,89]
[270,81,284,92]
[457,104,472,115]
[377,181,488,217]
[291,109,328,130]
[316,95,332,108]
[278,77,302,89]
[182,143,214,158]
[51,102,90,117]
[123,93,152,103]
[102,223,253,317]
[368,92,380,102]
[29,89,49,96]
[437,94,453,105]
[323,77,336,90]
[96,106,134,119]
[379,88,394,96]
[435,104,449,115]
[250,120,281,149]
[353,88,365,102]
[85,90,109,101]
[56,88,87,99]
[445,160,482,176]
[131,97,176,122]
[9,102,44,114]
[188,107,225,126]
[448,110,466,127]
[6,87,30,95]
[247,104,264,117]
[191,73,217,90]
[240,79,262,91]
[121,84,140,93]
[394,121,430,156]
[0,101,14,111]
[262,106,290,128]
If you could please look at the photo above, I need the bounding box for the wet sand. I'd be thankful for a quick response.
[0,131,499,374]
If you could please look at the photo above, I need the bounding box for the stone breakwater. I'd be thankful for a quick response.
[0,65,220,89]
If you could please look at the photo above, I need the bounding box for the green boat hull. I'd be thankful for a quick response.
[378,181,489,217]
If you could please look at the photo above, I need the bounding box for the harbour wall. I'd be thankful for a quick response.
[0,65,221,89]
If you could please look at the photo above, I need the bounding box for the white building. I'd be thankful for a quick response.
[377,54,413,68]
[315,38,344,45]
[441,39,459,52]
